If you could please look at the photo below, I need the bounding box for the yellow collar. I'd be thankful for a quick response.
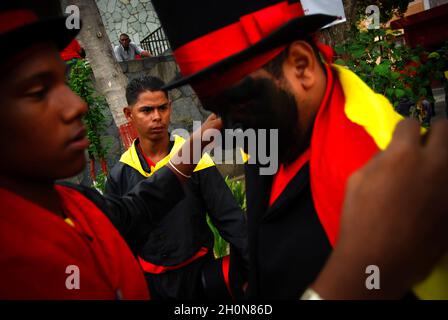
[120,135,215,177]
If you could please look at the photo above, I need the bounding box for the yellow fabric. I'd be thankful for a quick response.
[240,148,250,164]
[334,64,446,300]
[119,135,215,178]
[333,64,403,151]
[414,255,448,300]
[444,70,448,80]
[64,217,75,228]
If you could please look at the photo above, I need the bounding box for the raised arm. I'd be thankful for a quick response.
[308,119,448,299]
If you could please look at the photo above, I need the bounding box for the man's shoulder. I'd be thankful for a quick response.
[194,165,228,187]
[56,182,109,214]
[129,42,139,50]
[106,160,147,196]
[109,160,138,179]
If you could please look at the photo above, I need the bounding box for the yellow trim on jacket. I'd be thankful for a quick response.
[119,135,215,177]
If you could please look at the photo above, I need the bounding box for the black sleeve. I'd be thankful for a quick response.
[198,166,249,266]
[64,167,185,252]
[104,170,122,197]
[105,167,185,250]
[105,162,145,198]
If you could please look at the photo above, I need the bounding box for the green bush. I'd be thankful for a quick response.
[206,176,246,258]
[67,59,110,188]
[335,26,447,127]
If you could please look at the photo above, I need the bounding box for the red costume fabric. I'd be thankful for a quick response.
[0,186,149,299]
[60,39,83,61]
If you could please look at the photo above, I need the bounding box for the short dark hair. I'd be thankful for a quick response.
[126,76,168,106]
[119,33,130,39]
[263,36,325,79]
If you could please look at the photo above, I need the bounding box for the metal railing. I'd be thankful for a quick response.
[140,27,171,56]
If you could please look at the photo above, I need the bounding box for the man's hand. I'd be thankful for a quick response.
[168,113,222,180]
[190,113,223,149]
[312,119,448,299]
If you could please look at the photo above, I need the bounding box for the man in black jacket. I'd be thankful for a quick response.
[150,0,448,300]
[105,76,248,300]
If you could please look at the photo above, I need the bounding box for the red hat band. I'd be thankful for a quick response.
[0,10,38,35]
[174,1,304,78]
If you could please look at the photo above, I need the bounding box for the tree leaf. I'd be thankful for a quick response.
[334,59,347,66]
[395,88,406,99]
[386,88,394,97]
[391,71,401,80]
[428,52,440,59]
[374,61,391,77]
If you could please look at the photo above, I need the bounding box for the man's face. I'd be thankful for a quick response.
[125,90,171,142]
[119,36,130,49]
[0,43,89,181]
[201,69,307,165]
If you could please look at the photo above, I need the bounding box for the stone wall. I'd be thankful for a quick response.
[96,0,160,49]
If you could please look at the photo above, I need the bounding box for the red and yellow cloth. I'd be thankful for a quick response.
[269,63,446,299]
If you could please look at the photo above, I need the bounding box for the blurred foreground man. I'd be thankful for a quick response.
[0,1,222,299]
[151,0,448,299]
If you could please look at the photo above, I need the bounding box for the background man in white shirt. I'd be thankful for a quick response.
[114,33,151,61]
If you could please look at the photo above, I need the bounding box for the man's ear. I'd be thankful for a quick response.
[285,40,319,91]
[123,106,133,122]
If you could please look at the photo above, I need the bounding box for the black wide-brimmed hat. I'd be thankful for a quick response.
[152,0,338,93]
[0,1,79,61]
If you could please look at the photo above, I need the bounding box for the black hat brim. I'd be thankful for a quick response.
[163,14,338,91]
[0,16,80,61]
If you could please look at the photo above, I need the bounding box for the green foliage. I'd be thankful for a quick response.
[206,214,229,259]
[335,24,448,126]
[92,171,107,193]
[206,176,247,258]
[67,59,110,183]
[225,177,247,211]
[68,60,109,160]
